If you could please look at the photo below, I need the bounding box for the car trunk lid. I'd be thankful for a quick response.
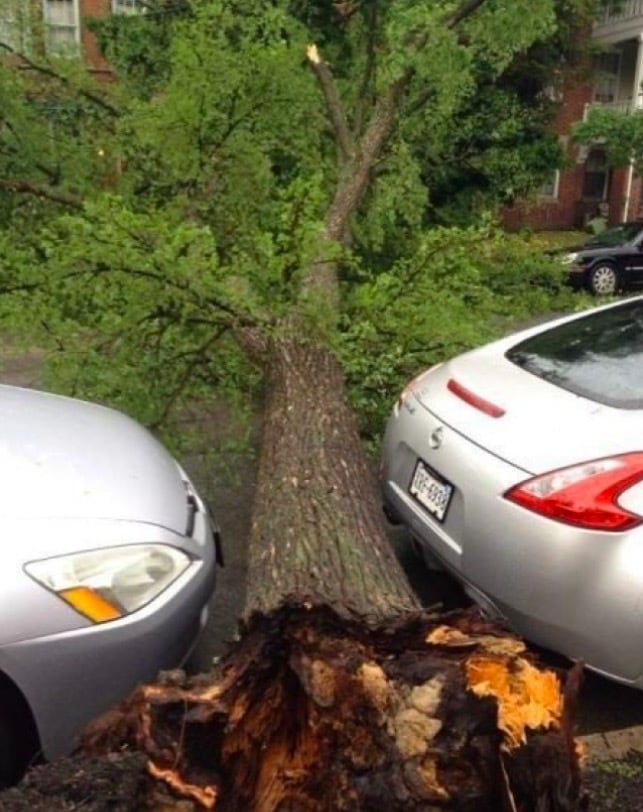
[412,347,643,474]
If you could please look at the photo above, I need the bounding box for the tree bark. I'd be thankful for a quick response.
[244,332,419,624]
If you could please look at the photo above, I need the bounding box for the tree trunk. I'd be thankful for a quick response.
[244,332,419,624]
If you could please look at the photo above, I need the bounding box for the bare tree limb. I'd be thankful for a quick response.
[306,44,355,165]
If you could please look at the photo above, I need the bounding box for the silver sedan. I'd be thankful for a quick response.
[381,296,643,688]
[0,385,219,784]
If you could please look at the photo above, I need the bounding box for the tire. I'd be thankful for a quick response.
[0,710,20,788]
[588,263,618,295]
[0,681,40,788]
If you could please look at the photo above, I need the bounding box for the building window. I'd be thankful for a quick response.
[538,170,560,200]
[583,148,609,200]
[112,0,144,14]
[0,2,29,51]
[43,0,79,54]
[594,50,621,104]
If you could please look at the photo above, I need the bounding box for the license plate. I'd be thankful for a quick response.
[409,460,453,522]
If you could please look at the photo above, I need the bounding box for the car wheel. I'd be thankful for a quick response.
[0,680,40,788]
[0,711,20,787]
[588,263,618,295]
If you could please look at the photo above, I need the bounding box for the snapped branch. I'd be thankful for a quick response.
[306,44,355,165]
[301,0,490,303]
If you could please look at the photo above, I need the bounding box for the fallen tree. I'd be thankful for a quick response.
[2,317,586,811]
[0,1,592,809]
[87,605,585,811]
[0,304,588,812]
[0,606,585,811]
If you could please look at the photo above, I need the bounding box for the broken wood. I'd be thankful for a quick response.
[75,604,585,812]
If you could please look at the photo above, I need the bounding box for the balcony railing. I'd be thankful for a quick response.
[601,1,643,22]
[583,97,643,120]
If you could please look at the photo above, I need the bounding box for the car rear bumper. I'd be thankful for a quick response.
[381,399,643,686]
[0,543,216,760]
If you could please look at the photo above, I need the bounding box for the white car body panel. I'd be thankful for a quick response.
[381,295,643,688]
[0,384,218,767]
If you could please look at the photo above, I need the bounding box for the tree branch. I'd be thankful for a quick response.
[0,177,83,208]
[314,0,492,242]
[0,125,62,184]
[301,0,492,306]
[353,1,379,137]
[446,0,490,29]
[324,76,406,246]
[147,324,230,430]
[306,44,355,165]
[0,42,121,117]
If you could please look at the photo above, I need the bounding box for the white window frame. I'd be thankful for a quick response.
[594,49,622,105]
[42,0,81,54]
[537,169,560,201]
[112,0,144,14]
[0,1,31,52]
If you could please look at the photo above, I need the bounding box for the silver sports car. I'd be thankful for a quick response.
[381,296,643,688]
[0,385,219,784]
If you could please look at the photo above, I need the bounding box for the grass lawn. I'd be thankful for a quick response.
[520,229,588,251]
[584,751,643,810]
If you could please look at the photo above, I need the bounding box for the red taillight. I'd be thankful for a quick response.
[396,371,428,410]
[447,378,505,418]
[504,453,643,531]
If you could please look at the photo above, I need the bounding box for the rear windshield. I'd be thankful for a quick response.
[586,222,642,247]
[506,299,643,409]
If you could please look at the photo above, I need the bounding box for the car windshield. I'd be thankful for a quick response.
[506,299,643,409]
[586,222,643,247]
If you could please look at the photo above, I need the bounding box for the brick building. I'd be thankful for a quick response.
[504,1,643,232]
[4,2,643,233]
[0,0,142,76]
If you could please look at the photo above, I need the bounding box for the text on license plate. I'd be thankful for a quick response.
[409,460,453,522]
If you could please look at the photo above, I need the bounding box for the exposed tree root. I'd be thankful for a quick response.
[55,602,587,812]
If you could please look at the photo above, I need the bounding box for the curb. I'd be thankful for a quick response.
[579,726,643,762]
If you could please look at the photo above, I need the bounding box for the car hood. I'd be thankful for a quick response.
[0,385,187,532]
[571,244,631,260]
[412,340,643,474]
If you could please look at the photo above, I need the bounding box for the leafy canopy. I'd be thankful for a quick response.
[0,0,594,441]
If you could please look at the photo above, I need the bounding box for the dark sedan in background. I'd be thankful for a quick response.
[564,221,643,295]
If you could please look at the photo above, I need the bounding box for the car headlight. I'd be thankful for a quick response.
[25,544,191,624]
[562,252,579,265]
